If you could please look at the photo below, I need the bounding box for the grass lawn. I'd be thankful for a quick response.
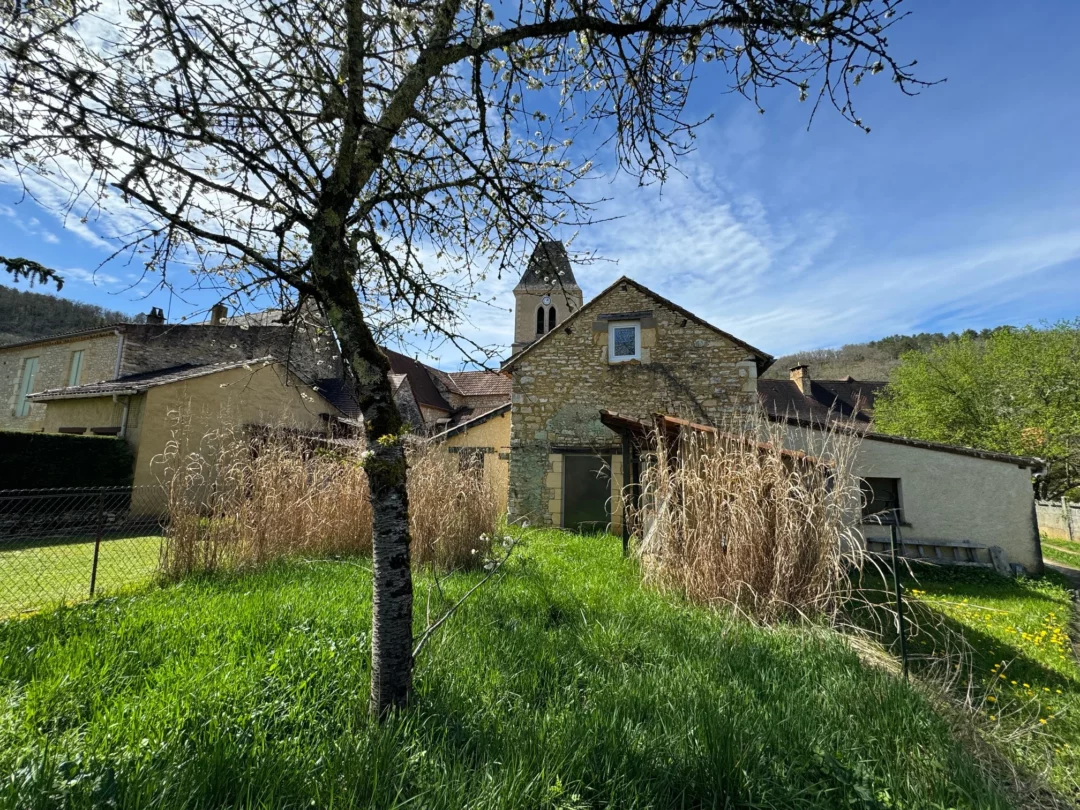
[898,565,1080,800]
[0,535,163,617]
[1041,535,1080,570]
[0,530,1015,810]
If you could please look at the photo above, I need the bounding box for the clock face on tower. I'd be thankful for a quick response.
[542,295,551,305]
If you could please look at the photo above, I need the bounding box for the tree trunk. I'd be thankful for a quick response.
[310,216,414,718]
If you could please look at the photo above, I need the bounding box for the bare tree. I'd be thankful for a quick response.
[0,0,926,716]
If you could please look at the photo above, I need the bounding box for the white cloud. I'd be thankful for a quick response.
[62,267,122,287]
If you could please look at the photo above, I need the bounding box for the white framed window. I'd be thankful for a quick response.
[608,321,640,362]
[68,350,84,386]
[15,356,39,417]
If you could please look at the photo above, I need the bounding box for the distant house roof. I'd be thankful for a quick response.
[313,377,362,418]
[445,370,512,398]
[27,357,284,400]
[383,348,452,412]
[430,403,511,441]
[516,240,579,290]
[757,378,885,427]
[503,275,775,374]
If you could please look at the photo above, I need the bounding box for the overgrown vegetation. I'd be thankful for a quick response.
[0,531,1014,809]
[633,417,863,622]
[0,284,140,346]
[159,428,497,578]
[897,566,1080,801]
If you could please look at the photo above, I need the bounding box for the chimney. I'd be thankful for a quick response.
[146,307,165,325]
[790,364,812,396]
[209,303,229,325]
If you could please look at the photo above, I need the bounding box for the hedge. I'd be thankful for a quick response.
[0,431,134,490]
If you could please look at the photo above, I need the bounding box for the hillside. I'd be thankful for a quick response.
[0,284,143,346]
[763,327,1014,381]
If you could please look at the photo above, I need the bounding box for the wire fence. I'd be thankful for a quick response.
[0,486,168,618]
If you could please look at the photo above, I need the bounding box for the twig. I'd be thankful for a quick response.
[412,530,523,659]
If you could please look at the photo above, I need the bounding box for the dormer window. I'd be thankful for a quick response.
[608,321,640,362]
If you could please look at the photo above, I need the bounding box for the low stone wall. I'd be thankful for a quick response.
[1037,499,1079,543]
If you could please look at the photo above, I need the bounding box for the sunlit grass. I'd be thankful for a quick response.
[901,566,1080,798]
[0,534,162,617]
[0,530,1012,809]
[1041,535,1080,570]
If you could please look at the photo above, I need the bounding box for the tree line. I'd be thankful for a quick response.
[0,284,143,346]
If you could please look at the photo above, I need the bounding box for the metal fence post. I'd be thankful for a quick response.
[890,514,909,679]
[89,490,104,597]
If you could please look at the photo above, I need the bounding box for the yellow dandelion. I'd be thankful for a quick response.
[1039,718,1048,725]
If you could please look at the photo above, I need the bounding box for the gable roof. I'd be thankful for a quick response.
[757,378,885,427]
[515,240,579,290]
[502,275,775,373]
[383,348,452,412]
[445,370,512,397]
[27,357,283,400]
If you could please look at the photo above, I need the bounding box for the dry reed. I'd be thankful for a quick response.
[155,416,497,578]
[630,413,866,622]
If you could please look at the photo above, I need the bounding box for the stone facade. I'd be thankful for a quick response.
[506,278,768,527]
[0,330,122,432]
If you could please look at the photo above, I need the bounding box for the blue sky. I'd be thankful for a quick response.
[2,0,1079,366]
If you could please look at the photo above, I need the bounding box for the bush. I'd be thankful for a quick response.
[156,421,496,577]
[631,415,864,622]
[0,430,133,489]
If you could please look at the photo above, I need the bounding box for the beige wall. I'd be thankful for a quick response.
[442,409,511,516]
[41,394,143,440]
[509,281,760,526]
[785,425,1041,573]
[133,363,337,494]
[0,332,121,432]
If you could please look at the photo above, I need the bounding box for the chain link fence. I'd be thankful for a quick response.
[0,487,167,618]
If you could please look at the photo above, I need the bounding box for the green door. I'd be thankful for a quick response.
[562,454,611,533]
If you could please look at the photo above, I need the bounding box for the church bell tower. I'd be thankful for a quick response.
[512,241,583,354]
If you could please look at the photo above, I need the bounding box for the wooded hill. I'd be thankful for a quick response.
[0,284,142,346]
[763,327,1014,381]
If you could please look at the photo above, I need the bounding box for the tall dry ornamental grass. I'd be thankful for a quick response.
[156,418,498,578]
[631,415,865,622]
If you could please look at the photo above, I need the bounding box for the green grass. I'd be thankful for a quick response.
[0,535,162,617]
[1042,535,1080,570]
[899,566,1080,798]
[0,530,1013,809]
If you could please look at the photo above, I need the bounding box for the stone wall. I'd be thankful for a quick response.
[0,331,122,432]
[508,281,762,525]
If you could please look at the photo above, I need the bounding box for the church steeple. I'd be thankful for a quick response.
[512,241,583,353]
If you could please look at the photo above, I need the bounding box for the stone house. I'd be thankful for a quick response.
[1,304,338,434]
[431,241,1043,573]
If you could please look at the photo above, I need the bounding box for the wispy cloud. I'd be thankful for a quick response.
[61,267,122,286]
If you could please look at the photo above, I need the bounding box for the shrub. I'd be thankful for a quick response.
[630,415,864,622]
[0,430,133,489]
[156,420,496,577]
